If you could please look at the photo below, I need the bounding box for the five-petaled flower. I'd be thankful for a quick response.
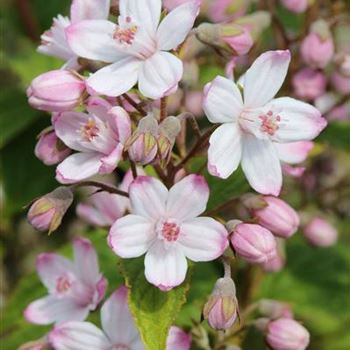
[203,50,327,195]
[66,0,200,99]
[108,175,229,290]
[24,238,107,325]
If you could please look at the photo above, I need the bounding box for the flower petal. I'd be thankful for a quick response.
[266,97,327,142]
[166,174,209,221]
[24,296,89,325]
[275,141,314,164]
[99,144,124,174]
[66,20,123,62]
[179,217,228,261]
[56,152,102,184]
[49,321,110,350]
[108,106,132,144]
[101,286,142,345]
[157,0,200,51]
[244,50,291,108]
[119,0,161,35]
[36,253,75,291]
[203,76,243,124]
[208,123,242,179]
[109,214,156,258]
[166,326,192,350]
[129,176,168,219]
[87,57,140,97]
[144,242,187,290]
[138,52,183,99]
[70,0,110,22]
[241,134,282,196]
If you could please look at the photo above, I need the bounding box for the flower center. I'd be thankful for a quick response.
[259,111,281,136]
[113,16,138,45]
[162,222,180,242]
[56,274,72,294]
[80,118,100,141]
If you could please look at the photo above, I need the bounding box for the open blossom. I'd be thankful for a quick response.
[38,0,111,68]
[203,50,327,195]
[109,175,228,290]
[66,0,200,99]
[55,99,131,184]
[24,238,107,325]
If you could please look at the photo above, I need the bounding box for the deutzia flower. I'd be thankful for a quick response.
[108,175,228,290]
[203,50,327,195]
[66,0,200,99]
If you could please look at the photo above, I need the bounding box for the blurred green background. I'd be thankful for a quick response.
[1,1,350,349]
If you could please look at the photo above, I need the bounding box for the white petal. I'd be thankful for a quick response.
[24,296,89,325]
[73,238,100,285]
[129,176,168,220]
[144,242,187,290]
[56,152,102,184]
[119,0,161,35]
[101,286,142,345]
[157,0,200,51]
[266,97,327,142]
[138,52,183,99]
[203,76,243,124]
[241,134,282,196]
[49,321,110,350]
[208,123,242,179]
[244,50,291,108]
[66,20,123,62]
[109,214,156,258]
[36,253,75,291]
[276,141,314,164]
[179,217,228,261]
[166,174,209,221]
[88,57,140,97]
[166,326,192,350]
[70,0,110,22]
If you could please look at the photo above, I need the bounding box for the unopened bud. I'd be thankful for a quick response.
[203,277,238,330]
[158,116,181,162]
[27,187,73,234]
[292,68,327,100]
[258,299,293,320]
[235,11,271,41]
[27,70,86,112]
[303,217,338,247]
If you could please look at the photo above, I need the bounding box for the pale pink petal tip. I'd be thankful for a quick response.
[96,276,108,302]
[208,163,221,177]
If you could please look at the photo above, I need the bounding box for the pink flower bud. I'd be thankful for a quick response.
[331,71,350,95]
[27,70,85,112]
[34,130,71,166]
[27,187,73,234]
[252,196,300,238]
[262,253,285,273]
[266,318,310,350]
[303,217,338,247]
[301,32,334,68]
[203,277,238,330]
[185,91,203,117]
[280,0,308,13]
[292,68,327,100]
[258,300,293,319]
[158,116,181,163]
[222,26,253,56]
[230,223,277,264]
[208,0,249,23]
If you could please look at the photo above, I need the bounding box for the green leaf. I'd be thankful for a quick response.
[118,257,191,350]
[318,121,350,151]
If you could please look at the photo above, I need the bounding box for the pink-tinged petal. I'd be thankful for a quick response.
[129,176,168,219]
[166,326,192,350]
[138,52,183,99]
[203,76,243,124]
[276,141,314,164]
[73,238,100,286]
[99,144,123,174]
[70,0,110,22]
[108,106,132,144]
[241,135,282,196]
[179,217,228,261]
[208,123,242,179]
[166,174,209,221]
[144,242,187,290]
[244,50,291,108]
[157,0,200,51]
[87,57,140,97]
[49,321,110,350]
[266,97,327,142]
[119,0,161,35]
[101,286,142,345]
[66,20,123,62]
[109,214,156,258]
[282,164,305,178]
[24,296,89,325]
[56,152,102,184]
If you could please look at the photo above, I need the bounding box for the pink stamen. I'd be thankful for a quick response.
[113,22,138,45]
[56,275,71,293]
[81,119,99,141]
[259,111,281,136]
[162,222,180,242]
